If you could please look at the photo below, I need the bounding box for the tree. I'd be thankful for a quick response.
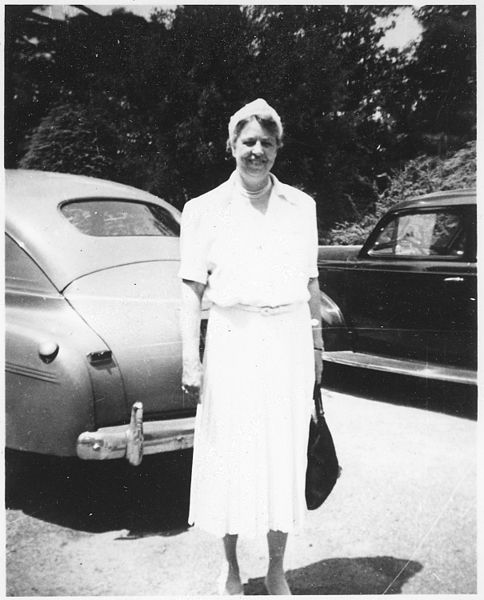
[387,5,476,157]
[244,5,398,223]
[413,5,475,137]
[145,4,257,204]
[9,5,475,231]
[4,5,63,166]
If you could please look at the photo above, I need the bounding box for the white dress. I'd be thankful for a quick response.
[178,171,319,538]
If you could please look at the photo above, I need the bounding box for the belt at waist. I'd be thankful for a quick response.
[231,302,303,316]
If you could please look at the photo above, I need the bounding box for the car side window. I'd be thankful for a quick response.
[5,235,57,294]
[368,210,466,259]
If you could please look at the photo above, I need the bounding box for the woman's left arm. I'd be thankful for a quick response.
[308,277,323,384]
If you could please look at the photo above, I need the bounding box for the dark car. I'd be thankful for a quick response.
[318,190,477,385]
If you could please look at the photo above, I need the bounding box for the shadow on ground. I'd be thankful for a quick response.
[323,363,477,420]
[244,555,423,595]
[5,448,193,537]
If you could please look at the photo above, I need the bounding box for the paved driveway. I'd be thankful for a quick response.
[6,370,477,595]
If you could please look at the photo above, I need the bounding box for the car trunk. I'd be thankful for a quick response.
[63,261,205,427]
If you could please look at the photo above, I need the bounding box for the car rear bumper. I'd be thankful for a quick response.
[76,402,195,465]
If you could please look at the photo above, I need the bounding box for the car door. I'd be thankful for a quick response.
[342,204,476,369]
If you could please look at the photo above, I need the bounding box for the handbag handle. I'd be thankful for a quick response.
[313,381,325,421]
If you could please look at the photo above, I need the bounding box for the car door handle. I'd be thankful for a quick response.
[444,277,464,282]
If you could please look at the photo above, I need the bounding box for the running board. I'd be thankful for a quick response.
[323,350,476,385]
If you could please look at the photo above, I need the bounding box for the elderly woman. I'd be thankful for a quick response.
[179,98,323,595]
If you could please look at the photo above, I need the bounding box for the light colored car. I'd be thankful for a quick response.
[5,169,206,465]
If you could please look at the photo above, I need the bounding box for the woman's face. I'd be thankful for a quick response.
[231,119,278,181]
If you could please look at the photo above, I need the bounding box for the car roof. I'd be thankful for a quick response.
[389,189,476,213]
[6,169,181,291]
[5,168,180,208]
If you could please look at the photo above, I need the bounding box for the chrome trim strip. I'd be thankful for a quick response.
[5,362,59,384]
[323,350,476,385]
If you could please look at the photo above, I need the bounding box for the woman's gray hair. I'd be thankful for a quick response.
[226,98,284,151]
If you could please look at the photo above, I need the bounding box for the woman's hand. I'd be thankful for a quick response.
[308,277,323,385]
[180,279,206,404]
[182,359,203,403]
[314,348,323,384]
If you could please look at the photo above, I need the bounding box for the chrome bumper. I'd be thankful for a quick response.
[76,402,195,465]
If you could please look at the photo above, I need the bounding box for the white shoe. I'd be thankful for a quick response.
[217,563,244,595]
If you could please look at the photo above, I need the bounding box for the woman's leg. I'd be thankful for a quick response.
[265,530,291,595]
[221,534,243,594]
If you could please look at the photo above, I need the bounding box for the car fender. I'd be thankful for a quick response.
[6,321,95,455]
[5,294,126,456]
[320,291,351,352]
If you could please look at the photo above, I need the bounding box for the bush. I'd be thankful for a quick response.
[19,103,117,177]
[321,141,476,245]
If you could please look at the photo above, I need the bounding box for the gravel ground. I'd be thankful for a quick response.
[5,369,478,596]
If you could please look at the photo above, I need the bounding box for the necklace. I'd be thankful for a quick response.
[239,177,272,201]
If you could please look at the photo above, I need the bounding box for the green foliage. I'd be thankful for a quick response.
[322,141,476,245]
[411,5,476,137]
[4,6,63,165]
[19,103,116,176]
[383,5,476,159]
[5,5,476,224]
[245,5,395,224]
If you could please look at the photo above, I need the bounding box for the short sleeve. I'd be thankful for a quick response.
[178,200,209,284]
[307,199,319,279]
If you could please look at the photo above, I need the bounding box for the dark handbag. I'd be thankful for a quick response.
[305,382,341,510]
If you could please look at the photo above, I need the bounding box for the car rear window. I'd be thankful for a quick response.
[61,199,180,237]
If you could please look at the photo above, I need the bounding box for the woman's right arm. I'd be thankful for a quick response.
[180,279,207,403]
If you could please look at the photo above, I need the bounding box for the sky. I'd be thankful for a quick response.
[39,3,423,50]
[378,6,423,49]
